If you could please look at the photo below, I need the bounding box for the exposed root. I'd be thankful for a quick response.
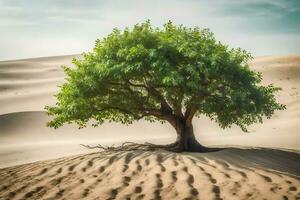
[80,141,222,153]
[80,142,178,153]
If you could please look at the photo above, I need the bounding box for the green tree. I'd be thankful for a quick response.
[46,20,285,152]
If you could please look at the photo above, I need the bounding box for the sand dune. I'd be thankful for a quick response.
[0,111,172,168]
[1,55,300,150]
[0,55,300,199]
[0,55,78,114]
[0,149,299,200]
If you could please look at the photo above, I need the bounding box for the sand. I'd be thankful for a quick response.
[0,149,299,200]
[0,55,300,199]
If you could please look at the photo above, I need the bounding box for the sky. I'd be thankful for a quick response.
[0,0,300,61]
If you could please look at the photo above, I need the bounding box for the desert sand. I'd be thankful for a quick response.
[0,149,299,200]
[0,55,300,199]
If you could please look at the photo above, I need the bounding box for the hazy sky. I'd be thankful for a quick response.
[1,0,300,60]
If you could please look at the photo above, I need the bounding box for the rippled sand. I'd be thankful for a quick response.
[0,149,299,200]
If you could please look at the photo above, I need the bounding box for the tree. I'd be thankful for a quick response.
[46,20,285,152]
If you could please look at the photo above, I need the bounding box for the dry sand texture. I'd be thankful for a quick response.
[0,149,299,200]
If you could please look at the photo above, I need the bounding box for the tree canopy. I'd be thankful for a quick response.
[46,20,285,134]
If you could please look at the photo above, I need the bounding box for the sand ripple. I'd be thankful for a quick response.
[0,150,299,200]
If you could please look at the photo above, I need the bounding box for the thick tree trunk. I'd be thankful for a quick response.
[172,120,208,152]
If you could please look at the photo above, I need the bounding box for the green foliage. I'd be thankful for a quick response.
[46,20,285,131]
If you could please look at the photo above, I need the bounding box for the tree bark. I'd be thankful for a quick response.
[171,118,208,152]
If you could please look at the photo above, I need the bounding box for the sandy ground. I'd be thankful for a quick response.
[0,55,300,199]
[0,149,299,200]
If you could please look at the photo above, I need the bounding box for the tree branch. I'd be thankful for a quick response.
[126,80,173,114]
[107,79,176,123]
[184,105,197,126]
[184,94,200,126]
[94,106,133,115]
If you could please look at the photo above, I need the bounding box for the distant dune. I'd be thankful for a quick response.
[0,55,300,199]
[0,55,299,150]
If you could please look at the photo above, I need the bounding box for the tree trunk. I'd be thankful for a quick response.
[173,121,208,152]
